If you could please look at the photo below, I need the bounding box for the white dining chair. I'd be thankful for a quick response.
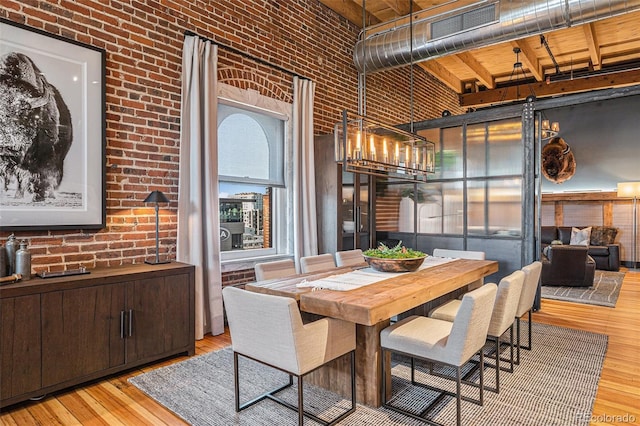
[335,249,366,267]
[223,286,356,425]
[515,261,542,364]
[432,248,486,290]
[254,259,297,281]
[381,283,498,426]
[300,253,336,274]
[430,270,525,393]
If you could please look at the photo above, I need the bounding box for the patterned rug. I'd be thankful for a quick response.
[129,322,607,426]
[541,270,625,307]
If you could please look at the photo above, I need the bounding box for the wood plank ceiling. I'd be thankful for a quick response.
[320,0,640,108]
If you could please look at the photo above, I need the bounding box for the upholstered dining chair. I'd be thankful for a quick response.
[222,286,356,425]
[430,270,525,393]
[254,259,297,281]
[300,253,336,274]
[335,249,366,267]
[432,248,486,290]
[380,284,498,426]
[515,261,542,364]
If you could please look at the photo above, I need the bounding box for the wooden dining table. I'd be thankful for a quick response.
[245,257,498,407]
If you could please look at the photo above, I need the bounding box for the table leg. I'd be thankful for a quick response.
[304,319,390,407]
[355,320,390,407]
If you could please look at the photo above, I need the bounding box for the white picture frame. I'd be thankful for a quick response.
[0,18,106,230]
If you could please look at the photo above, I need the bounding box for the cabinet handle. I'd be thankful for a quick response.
[128,309,133,337]
[120,311,125,339]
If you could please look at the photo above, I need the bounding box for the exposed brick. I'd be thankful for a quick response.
[1,0,462,274]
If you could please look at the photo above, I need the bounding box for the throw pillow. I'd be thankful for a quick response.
[590,226,618,246]
[570,226,592,246]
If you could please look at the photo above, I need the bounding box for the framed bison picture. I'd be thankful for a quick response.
[0,19,106,230]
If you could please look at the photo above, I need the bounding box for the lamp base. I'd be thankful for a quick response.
[145,259,171,265]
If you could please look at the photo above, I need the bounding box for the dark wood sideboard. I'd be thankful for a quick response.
[0,262,195,408]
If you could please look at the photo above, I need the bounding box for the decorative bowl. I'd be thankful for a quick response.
[363,255,427,272]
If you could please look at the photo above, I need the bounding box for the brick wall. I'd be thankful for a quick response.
[0,0,463,274]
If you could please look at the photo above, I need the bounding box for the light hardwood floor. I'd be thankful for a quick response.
[1,270,638,425]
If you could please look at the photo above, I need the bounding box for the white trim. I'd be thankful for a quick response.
[216,82,294,262]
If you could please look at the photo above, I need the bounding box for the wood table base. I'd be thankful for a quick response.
[306,320,390,407]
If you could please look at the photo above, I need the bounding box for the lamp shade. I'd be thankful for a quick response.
[144,190,169,203]
[617,182,640,198]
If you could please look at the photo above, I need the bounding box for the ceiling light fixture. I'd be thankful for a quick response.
[541,118,560,140]
[501,46,560,141]
[335,110,435,181]
[335,0,436,181]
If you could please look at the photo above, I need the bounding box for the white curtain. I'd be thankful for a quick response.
[292,77,318,261]
[177,35,224,339]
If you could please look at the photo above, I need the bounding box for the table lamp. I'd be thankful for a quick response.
[617,182,640,271]
[144,190,170,264]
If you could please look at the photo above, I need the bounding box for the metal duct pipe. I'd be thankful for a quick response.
[354,0,640,73]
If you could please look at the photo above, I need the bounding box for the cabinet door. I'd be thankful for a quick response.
[41,283,126,387]
[127,273,191,363]
[1,295,41,400]
[341,171,372,250]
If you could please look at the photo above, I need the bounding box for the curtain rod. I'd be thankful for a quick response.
[184,30,310,81]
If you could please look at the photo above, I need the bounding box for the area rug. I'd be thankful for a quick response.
[541,270,625,307]
[129,322,607,426]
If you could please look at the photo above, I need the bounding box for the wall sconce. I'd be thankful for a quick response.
[617,182,640,270]
[144,190,170,265]
[334,110,436,181]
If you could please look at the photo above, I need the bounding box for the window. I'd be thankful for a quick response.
[376,117,523,237]
[218,104,285,186]
[216,88,292,262]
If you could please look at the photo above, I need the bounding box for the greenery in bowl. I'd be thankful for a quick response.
[363,241,426,259]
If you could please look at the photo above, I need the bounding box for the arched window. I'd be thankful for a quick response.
[218,104,284,186]
[217,93,291,259]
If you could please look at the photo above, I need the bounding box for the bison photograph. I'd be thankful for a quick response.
[0,51,74,203]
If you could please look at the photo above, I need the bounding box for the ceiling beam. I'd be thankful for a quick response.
[453,51,495,89]
[512,40,543,82]
[460,68,640,107]
[583,22,602,71]
[419,60,463,93]
[380,0,419,16]
[365,0,482,35]
[318,0,380,27]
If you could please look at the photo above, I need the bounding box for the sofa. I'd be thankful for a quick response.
[541,226,620,271]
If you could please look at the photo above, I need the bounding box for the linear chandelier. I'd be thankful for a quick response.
[333,0,435,182]
[335,110,436,181]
